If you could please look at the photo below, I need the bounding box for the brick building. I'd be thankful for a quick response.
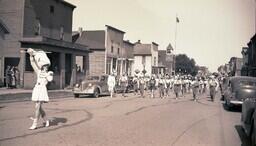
[132,40,159,76]
[0,0,89,89]
[241,34,256,76]
[73,25,134,76]
[158,44,175,76]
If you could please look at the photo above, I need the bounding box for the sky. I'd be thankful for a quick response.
[66,0,255,72]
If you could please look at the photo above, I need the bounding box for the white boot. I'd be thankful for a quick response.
[45,120,50,127]
[29,119,38,130]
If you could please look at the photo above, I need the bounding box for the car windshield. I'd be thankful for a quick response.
[86,76,99,81]
[239,80,256,86]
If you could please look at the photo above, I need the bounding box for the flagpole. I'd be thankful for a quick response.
[174,14,178,75]
[174,14,178,51]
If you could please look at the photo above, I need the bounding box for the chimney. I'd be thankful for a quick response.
[78,27,83,36]
[137,40,141,44]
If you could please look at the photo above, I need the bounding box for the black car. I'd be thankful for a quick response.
[223,76,256,110]
[242,98,256,146]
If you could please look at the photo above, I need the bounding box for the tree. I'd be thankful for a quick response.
[174,54,198,76]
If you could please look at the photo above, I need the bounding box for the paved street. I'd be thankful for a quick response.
[0,91,250,146]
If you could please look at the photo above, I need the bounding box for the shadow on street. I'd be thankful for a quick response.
[235,125,251,146]
[222,103,242,113]
[50,117,67,126]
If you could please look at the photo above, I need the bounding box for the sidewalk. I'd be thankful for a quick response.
[0,88,73,103]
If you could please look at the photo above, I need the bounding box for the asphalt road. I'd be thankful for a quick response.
[0,91,251,146]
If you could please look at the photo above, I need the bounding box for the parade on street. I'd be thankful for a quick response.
[0,0,256,145]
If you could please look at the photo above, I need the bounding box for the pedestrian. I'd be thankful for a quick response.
[119,73,128,97]
[27,48,53,130]
[173,76,182,99]
[10,66,16,88]
[208,75,219,102]
[132,75,139,95]
[139,76,145,97]
[148,76,156,98]
[192,78,200,101]
[5,66,11,88]
[14,66,20,88]
[108,72,116,98]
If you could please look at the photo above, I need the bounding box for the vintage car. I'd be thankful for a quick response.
[73,75,110,98]
[223,76,256,110]
[241,97,256,146]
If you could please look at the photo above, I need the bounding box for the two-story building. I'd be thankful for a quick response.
[241,34,256,77]
[0,0,89,89]
[72,25,134,77]
[158,44,175,76]
[132,40,159,76]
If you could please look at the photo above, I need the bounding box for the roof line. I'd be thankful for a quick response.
[60,0,76,9]
[105,25,125,34]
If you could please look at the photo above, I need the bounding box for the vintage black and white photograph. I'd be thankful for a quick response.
[0,0,256,145]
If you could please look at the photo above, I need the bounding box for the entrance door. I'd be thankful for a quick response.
[4,57,20,85]
[65,54,72,86]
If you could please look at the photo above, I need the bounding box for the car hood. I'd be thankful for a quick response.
[236,87,256,99]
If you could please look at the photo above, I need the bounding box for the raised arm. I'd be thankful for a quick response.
[27,48,40,74]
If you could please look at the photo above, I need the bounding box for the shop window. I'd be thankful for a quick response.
[142,56,146,65]
[106,57,111,74]
[50,5,55,14]
[111,46,114,53]
[35,18,40,36]
[60,26,64,40]
[25,54,33,71]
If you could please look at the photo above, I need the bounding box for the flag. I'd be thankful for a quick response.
[176,17,180,23]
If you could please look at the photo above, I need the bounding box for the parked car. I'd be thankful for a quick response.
[73,75,110,98]
[223,76,256,110]
[241,96,256,146]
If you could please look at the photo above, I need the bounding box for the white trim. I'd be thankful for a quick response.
[230,100,243,105]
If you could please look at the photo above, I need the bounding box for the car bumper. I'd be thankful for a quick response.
[73,88,95,94]
[230,100,243,105]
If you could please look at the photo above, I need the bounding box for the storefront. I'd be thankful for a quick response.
[20,36,90,89]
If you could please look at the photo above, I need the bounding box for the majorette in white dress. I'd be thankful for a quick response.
[29,48,53,102]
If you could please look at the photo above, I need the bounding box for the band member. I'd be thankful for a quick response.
[209,76,219,102]
[173,76,182,99]
[148,76,156,98]
[165,75,171,97]
[28,48,53,130]
[108,72,116,98]
[158,76,166,98]
[139,76,145,97]
[132,75,139,95]
[119,73,128,97]
[192,77,200,101]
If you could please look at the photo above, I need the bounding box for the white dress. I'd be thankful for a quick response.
[32,71,49,102]
[30,53,52,102]
[107,75,116,92]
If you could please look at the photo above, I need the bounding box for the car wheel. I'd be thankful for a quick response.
[251,124,256,146]
[74,94,79,98]
[225,99,231,110]
[94,89,100,98]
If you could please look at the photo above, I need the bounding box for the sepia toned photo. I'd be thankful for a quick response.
[0,0,256,145]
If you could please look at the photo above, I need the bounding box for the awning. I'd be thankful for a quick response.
[20,36,90,52]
